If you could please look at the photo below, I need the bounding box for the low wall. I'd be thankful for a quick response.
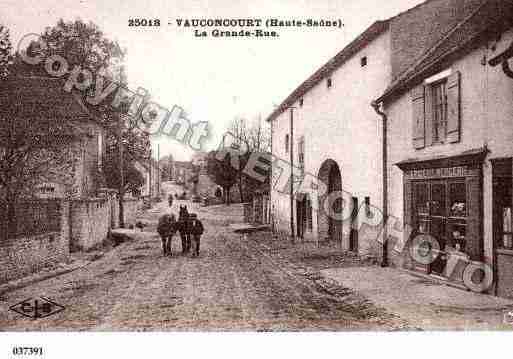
[0,231,69,283]
[110,197,141,228]
[243,203,253,223]
[0,195,142,284]
[123,198,140,227]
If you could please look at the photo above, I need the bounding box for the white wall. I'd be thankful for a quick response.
[271,30,391,255]
[385,28,513,268]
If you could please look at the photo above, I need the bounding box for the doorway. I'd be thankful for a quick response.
[317,159,342,242]
[297,194,312,239]
[413,179,468,275]
[350,197,358,252]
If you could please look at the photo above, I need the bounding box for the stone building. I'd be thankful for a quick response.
[374,0,513,297]
[0,76,106,200]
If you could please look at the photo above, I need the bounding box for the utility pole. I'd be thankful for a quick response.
[118,116,125,228]
[157,143,160,197]
[148,148,152,199]
[289,107,295,241]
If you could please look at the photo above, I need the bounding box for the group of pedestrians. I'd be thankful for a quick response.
[157,193,204,258]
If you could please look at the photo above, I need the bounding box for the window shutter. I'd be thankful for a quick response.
[411,84,426,149]
[446,71,461,143]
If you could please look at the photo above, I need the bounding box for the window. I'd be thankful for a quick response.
[493,159,513,250]
[361,56,367,67]
[432,80,448,143]
[299,98,304,107]
[298,137,305,170]
[285,134,289,153]
[411,71,460,149]
[327,78,332,89]
[413,179,468,257]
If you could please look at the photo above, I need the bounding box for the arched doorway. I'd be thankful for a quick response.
[317,159,343,243]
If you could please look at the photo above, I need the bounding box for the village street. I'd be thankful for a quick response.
[0,183,404,331]
[2,182,513,331]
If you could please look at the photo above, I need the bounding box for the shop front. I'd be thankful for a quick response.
[396,149,487,282]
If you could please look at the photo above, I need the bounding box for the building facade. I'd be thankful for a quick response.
[268,20,390,257]
[376,0,513,297]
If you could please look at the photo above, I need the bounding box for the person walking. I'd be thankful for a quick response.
[189,213,204,257]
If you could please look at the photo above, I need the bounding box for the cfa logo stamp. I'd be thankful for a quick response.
[9,297,65,319]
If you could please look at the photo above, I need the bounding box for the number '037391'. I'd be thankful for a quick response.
[12,347,44,356]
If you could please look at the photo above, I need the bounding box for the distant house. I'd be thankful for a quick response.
[134,158,161,198]
[0,75,106,200]
[173,160,194,186]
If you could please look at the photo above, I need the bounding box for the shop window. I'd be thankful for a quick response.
[413,179,469,273]
[448,181,467,252]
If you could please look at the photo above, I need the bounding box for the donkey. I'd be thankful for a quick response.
[178,205,190,254]
[157,213,177,256]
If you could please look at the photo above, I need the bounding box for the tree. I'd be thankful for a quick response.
[35,19,151,226]
[103,149,145,196]
[206,150,238,205]
[40,19,125,77]
[226,116,271,202]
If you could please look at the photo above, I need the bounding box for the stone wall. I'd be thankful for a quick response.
[70,198,111,251]
[123,198,140,227]
[0,194,142,283]
[0,230,69,283]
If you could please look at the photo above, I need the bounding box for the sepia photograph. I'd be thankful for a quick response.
[0,0,513,357]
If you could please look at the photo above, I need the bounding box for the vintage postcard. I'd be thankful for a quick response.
[1,0,513,357]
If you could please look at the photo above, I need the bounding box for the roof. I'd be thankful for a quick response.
[0,75,94,120]
[265,20,390,123]
[376,0,513,103]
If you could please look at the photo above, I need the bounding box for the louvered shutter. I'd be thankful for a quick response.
[446,71,461,143]
[411,85,426,149]
[425,84,434,146]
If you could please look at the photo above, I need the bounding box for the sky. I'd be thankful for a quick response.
[3,0,425,160]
